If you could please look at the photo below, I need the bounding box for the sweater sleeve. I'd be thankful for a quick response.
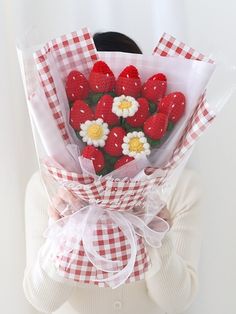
[23,171,75,313]
[145,169,203,314]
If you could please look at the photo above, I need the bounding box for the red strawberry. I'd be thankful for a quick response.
[65,70,89,101]
[115,65,141,98]
[89,61,115,93]
[114,156,134,170]
[82,145,105,173]
[70,100,94,130]
[158,92,185,123]
[126,98,150,127]
[104,127,126,157]
[95,95,119,126]
[144,113,168,140]
[142,73,167,104]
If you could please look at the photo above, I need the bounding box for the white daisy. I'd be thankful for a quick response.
[79,118,109,147]
[122,131,151,158]
[112,95,139,118]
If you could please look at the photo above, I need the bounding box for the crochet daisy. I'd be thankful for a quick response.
[112,95,139,118]
[122,131,151,158]
[79,118,109,147]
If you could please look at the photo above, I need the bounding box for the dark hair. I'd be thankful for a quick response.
[93,31,142,54]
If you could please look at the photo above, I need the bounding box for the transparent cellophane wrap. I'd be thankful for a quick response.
[18,28,223,289]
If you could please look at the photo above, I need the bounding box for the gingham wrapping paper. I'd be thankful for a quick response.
[42,163,156,287]
[145,33,216,177]
[44,163,157,211]
[34,28,160,286]
[43,32,216,183]
[153,32,214,64]
[35,30,216,287]
[54,215,150,287]
[163,94,215,170]
[33,27,98,143]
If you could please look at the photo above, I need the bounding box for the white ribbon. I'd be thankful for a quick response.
[44,203,169,289]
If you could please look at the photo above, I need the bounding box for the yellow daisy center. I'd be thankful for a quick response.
[129,137,144,153]
[119,100,132,110]
[87,124,104,140]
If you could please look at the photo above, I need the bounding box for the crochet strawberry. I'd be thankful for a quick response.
[70,100,94,130]
[104,127,126,157]
[89,61,115,93]
[114,156,134,170]
[144,113,168,140]
[115,65,142,98]
[95,95,119,126]
[82,145,105,173]
[65,70,89,101]
[158,92,186,123]
[142,73,167,104]
[126,97,150,127]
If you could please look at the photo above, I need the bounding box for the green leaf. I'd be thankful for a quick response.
[107,91,117,97]
[97,152,117,176]
[120,117,125,127]
[167,121,175,132]
[103,152,118,165]
[149,101,157,114]
[84,97,92,107]
[97,167,111,176]
[123,121,143,133]
[68,100,74,109]
[147,137,161,148]
[86,92,104,106]
[75,131,83,141]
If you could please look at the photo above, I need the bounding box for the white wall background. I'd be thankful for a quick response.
[0,0,235,313]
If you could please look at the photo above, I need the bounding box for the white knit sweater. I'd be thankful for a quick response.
[23,168,203,314]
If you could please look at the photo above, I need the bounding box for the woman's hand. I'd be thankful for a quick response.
[48,188,172,227]
[47,188,81,221]
[157,207,172,227]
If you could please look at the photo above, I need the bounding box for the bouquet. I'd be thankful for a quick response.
[18,28,220,289]
[66,59,187,176]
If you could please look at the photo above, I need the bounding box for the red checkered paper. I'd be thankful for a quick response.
[153,32,214,63]
[21,29,216,289]
[33,27,98,144]
[42,214,151,287]
[146,33,216,178]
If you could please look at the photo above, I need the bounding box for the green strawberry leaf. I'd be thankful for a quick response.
[103,152,118,165]
[97,167,109,176]
[97,151,117,175]
[107,91,117,97]
[149,101,157,114]
[86,92,105,106]
[167,121,175,132]
[120,117,126,128]
[75,130,83,141]
[84,97,92,106]
[147,137,161,148]
[123,121,143,133]
[97,163,114,176]
[68,100,74,109]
